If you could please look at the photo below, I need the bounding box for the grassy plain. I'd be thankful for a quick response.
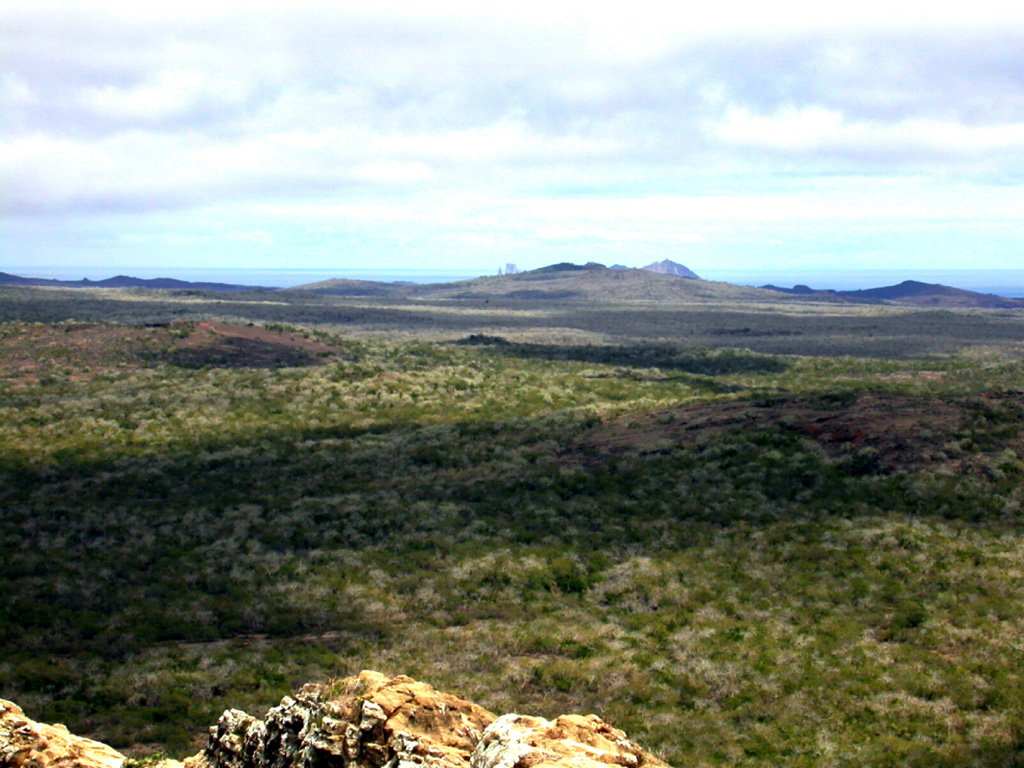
[3,282,1024,767]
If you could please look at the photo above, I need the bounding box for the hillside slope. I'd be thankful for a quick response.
[763,279,1024,308]
[294,263,772,302]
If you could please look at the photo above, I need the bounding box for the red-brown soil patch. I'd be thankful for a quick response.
[565,391,1024,474]
[0,321,338,384]
[164,321,335,369]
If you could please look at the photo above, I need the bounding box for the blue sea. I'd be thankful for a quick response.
[5,265,1024,298]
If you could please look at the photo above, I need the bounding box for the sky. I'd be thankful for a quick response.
[3,1,1024,280]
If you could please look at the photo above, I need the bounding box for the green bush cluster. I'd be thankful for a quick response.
[3,295,1024,766]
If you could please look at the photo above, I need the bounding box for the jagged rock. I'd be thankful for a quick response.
[0,699,125,768]
[641,260,699,279]
[185,671,496,768]
[471,713,668,768]
[3,673,668,768]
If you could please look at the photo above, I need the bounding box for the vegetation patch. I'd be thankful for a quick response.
[159,322,337,369]
[0,321,340,385]
[3,287,1024,766]
[566,391,1024,476]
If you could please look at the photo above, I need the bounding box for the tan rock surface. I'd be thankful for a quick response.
[471,713,670,768]
[187,670,497,768]
[0,699,125,768]
[4,673,669,768]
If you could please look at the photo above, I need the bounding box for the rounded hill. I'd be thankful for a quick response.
[291,263,774,303]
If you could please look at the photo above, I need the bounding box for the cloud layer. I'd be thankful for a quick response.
[4,2,1024,273]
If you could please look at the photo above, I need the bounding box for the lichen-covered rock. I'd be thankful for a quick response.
[471,713,670,768]
[0,699,125,768]
[186,671,496,768]
[198,708,267,768]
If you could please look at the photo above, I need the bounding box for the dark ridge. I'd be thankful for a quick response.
[847,280,958,300]
[288,278,412,297]
[762,284,838,296]
[0,272,275,292]
[452,334,511,346]
[762,279,1023,308]
[530,262,608,274]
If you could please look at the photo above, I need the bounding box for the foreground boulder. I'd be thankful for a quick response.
[472,713,663,768]
[2,671,669,768]
[187,671,668,768]
[0,699,126,768]
[185,671,495,768]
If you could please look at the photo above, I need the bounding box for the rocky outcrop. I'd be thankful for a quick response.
[187,672,668,768]
[2,672,669,768]
[0,699,126,768]
[641,261,699,279]
[472,714,664,768]
[184,671,495,768]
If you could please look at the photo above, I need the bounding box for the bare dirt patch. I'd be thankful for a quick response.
[565,391,1024,475]
[163,322,335,369]
[0,321,338,384]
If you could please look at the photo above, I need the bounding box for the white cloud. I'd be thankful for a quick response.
[4,1,1024,271]
[1,73,38,107]
[75,70,253,124]
[349,161,435,185]
[534,225,705,245]
[713,103,1024,160]
[715,105,847,151]
[234,230,275,244]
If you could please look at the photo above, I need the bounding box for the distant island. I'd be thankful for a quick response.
[3,264,1021,309]
[0,272,273,292]
[762,279,1024,309]
[529,260,700,278]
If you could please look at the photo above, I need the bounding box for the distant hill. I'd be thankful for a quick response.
[299,264,1024,307]
[0,272,273,292]
[279,277,421,297]
[292,261,768,303]
[642,260,700,279]
[532,261,608,274]
[14,267,1012,309]
[761,284,829,296]
[763,279,1024,309]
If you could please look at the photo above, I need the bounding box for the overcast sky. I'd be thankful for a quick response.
[3,1,1024,278]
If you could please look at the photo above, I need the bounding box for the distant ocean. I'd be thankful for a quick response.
[5,265,1024,298]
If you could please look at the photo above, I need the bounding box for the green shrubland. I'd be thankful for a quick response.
[2,288,1024,766]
